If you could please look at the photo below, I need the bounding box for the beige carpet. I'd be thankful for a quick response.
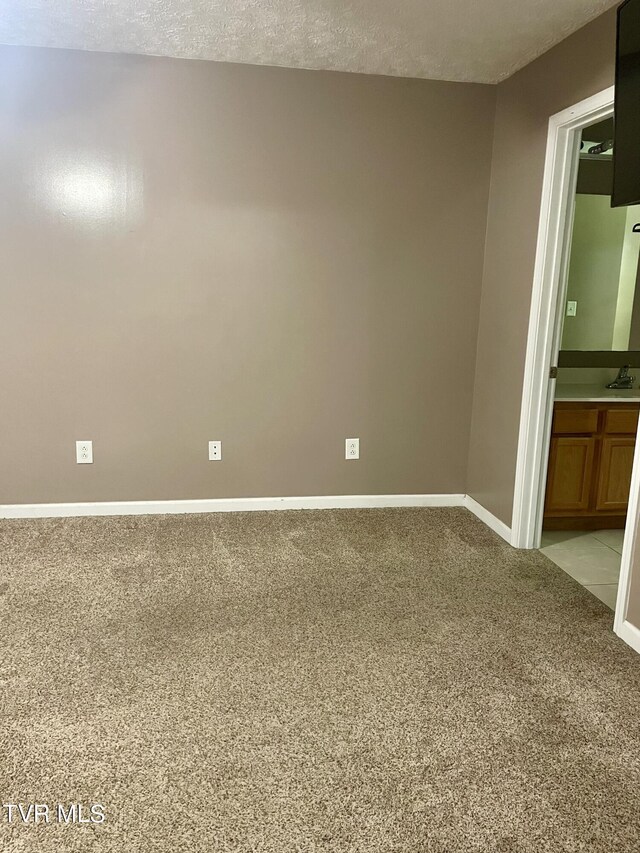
[1,507,640,852]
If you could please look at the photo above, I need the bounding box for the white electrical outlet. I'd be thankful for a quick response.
[345,438,359,460]
[76,440,93,464]
[566,300,577,317]
[208,440,222,461]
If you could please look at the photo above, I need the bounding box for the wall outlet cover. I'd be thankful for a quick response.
[208,440,222,461]
[345,438,360,460]
[76,440,93,464]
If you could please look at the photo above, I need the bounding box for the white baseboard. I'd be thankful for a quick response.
[0,493,514,548]
[615,619,640,656]
[463,495,512,545]
[0,493,466,519]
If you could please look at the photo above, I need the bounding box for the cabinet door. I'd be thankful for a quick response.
[545,437,595,512]
[596,437,636,512]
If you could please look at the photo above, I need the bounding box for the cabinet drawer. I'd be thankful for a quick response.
[604,408,639,435]
[552,408,599,435]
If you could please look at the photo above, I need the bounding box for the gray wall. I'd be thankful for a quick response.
[466,9,617,526]
[0,45,496,504]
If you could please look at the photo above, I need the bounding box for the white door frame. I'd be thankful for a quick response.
[616,445,640,653]
[510,84,640,654]
[511,85,615,550]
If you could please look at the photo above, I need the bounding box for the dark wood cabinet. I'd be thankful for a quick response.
[544,402,639,529]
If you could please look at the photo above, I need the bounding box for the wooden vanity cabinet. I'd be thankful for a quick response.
[544,402,639,529]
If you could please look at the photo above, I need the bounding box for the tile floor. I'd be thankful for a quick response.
[540,529,624,609]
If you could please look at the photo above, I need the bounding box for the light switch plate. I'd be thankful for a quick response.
[208,440,222,461]
[566,300,577,317]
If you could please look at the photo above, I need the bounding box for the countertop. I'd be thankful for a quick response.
[555,383,640,402]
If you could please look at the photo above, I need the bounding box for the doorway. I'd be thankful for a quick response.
[540,113,640,609]
[511,86,640,654]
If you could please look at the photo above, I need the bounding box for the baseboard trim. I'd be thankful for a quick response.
[0,493,466,519]
[615,619,640,656]
[463,495,512,545]
[0,494,515,547]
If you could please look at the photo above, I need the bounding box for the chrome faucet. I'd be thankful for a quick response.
[606,365,636,389]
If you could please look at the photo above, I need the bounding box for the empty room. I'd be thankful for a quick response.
[2,0,640,850]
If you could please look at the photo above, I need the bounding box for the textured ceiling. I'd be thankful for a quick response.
[0,0,619,84]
